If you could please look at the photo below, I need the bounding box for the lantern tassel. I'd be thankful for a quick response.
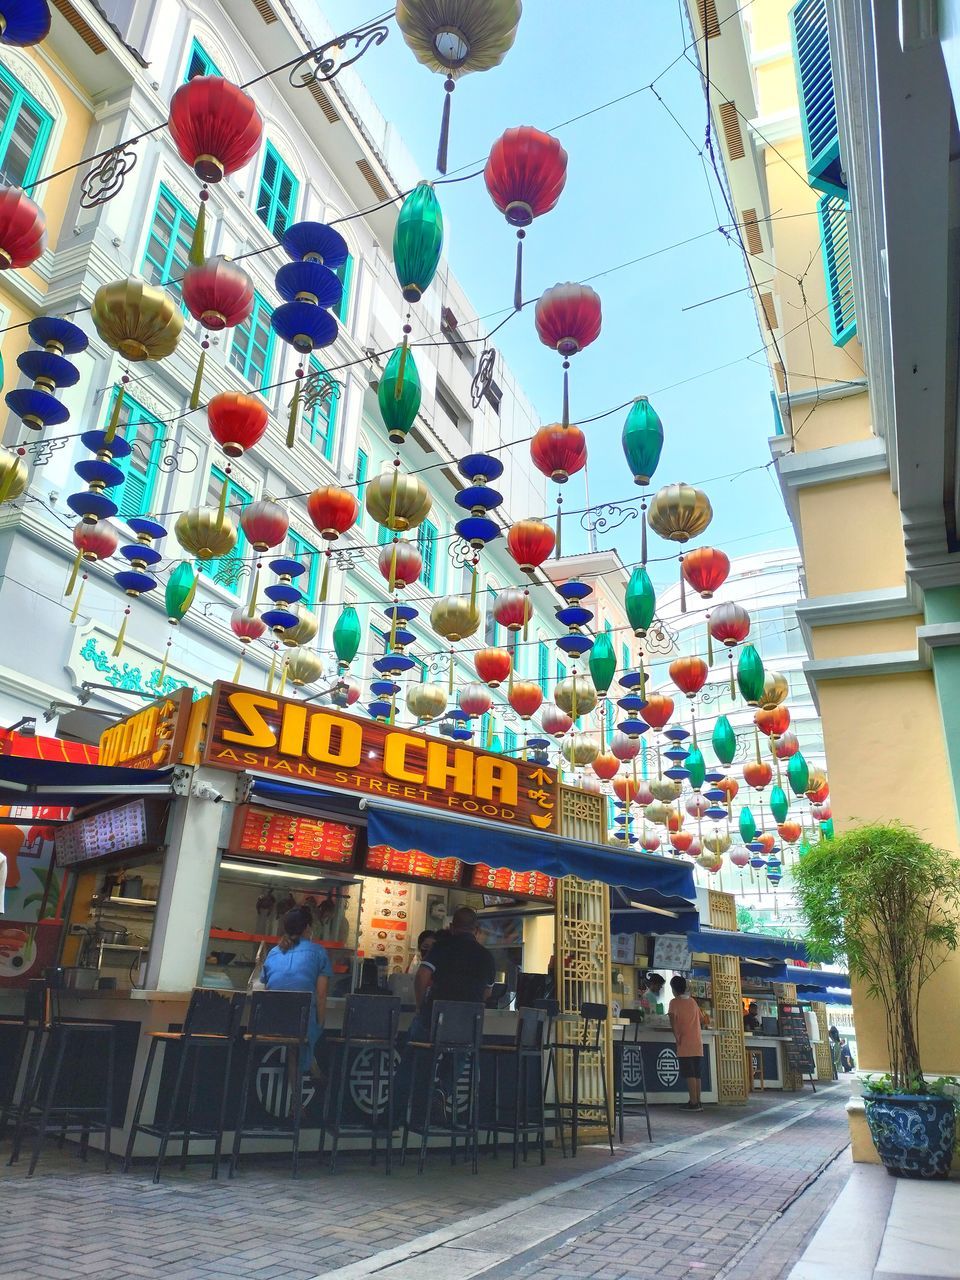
[437,79,454,175]
[319,551,330,605]
[679,557,687,612]
[508,650,514,695]
[387,463,400,528]
[190,197,206,266]
[388,540,399,593]
[233,650,244,684]
[389,689,397,726]
[266,644,278,693]
[216,476,228,530]
[707,617,714,666]
[448,648,454,695]
[278,657,289,699]
[389,603,398,651]
[103,385,124,445]
[555,492,562,558]
[286,379,301,449]
[486,714,494,749]
[641,503,648,565]
[158,639,171,688]
[69,575,86,625]
[513,233,524,312]
[395,333,409,399]
[64,549,83,599]
[639,656,647,702]
[112,609,130,658]
[561,366,570,428]
[729,651,736,700]
[189,346,206,412]
[247,563,261,618]
[469,563,477,613]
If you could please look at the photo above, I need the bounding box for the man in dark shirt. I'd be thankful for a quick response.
[414,906,496,1010]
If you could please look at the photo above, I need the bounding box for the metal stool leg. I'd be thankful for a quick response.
[104,1030,115,1172]
[600,1048,614,1153]
[417,1049,439,1176]
[385,1046,396,1177]
[124,1036,159,1173]
[28,1029,67,1177]
[154,1039,190,1184]
[470,1050,480,1175]
[230,1037,257,1178]
[328,1039,350,1175]
[211,1039,233,1180]
[290,1046,303,1180]
[179,1044,200,1170]
[571,1047,580,1158]
[371,1042,381,1168]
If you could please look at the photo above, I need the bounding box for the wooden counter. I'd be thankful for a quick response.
[615,1025,725,1105]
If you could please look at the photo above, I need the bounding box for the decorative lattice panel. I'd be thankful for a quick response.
[559,784,606,844]
[707,891,748,1104]
[811,1000,834,1080]
[708,889,738,931]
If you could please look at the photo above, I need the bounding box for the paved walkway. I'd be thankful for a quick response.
[0,1086,849,1280]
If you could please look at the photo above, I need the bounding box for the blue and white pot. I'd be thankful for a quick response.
[864,1094,956,1179]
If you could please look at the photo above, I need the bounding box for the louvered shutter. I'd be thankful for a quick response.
[818,194,856,345]
[789,0,846,197]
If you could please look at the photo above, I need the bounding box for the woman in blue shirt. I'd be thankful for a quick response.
[262,905,332,1075]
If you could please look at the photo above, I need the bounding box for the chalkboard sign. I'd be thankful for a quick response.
[779,1003,816,1075]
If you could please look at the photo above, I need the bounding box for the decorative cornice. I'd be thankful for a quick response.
[776,436,889,490]
[802,649,927,711]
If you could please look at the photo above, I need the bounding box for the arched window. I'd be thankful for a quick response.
[0,63,53,188]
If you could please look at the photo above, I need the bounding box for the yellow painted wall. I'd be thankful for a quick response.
[787,393,873,455]
[810,615,923,661]
[797,476,906,597]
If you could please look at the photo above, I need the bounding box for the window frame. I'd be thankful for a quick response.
[302,357,339,460]
[107,389,165,520]
[335,254,353,325]
[287,529,320,606]
[256,140,300,238]
[0,64,53,191]
[417,519,438,591]
[200,466,252,594]
[229,290,276,388]
[142,183,196,304]
[184,38,221,80]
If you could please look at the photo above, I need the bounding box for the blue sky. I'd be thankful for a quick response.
[316,1,796,590]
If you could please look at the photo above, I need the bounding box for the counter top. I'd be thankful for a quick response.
[745,1034,792,1044]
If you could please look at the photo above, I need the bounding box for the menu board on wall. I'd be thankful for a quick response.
[653,933,693,972]
[365,844,462,885]
[357,878,411,974]
[228,805,357,867]
[469,864,556,901]
[54,799,167,867]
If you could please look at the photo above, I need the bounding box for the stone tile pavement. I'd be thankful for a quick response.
[0,1086,849,1280]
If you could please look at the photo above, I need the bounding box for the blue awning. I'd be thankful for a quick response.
[250,776,367,820]
[686,929,809,964]
[787,965,850,991]
[0,756,175,807]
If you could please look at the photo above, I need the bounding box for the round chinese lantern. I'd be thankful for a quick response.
[610,730,640,763]
[562,731,598,768]
[778,821,802,844]
[640,693,674,731]
[365,468,432,532]
[621,398,664,486]
[682,547,730,599]
[807,780,830,806]
[73,517,118,564]
[485,126,567,308]
[756,833,776,856]
[730,846,750,869]
[378,344,422,445]
[331,676,362,708]
[526,705,565,742]
[639,832,661,853]
[669,656,708,699]
[231,607,265,644]
[775,730,800,759]
[393,182,444,303]
[647,483,713,544]
[281,603,318,649]
[704,832,731,855]
[718,776,739,805]
[167,76,263,185]
[812,801,832,822]
[625,566,656,638]
[760,670,789,709]
[592,752,619,782]
[181,257,254,408]
[287,647,325,688]
[460,683,493,718]
[431,595,481,643]
[671,831,694,854]
[207,391,268,458]
[407,682,449,722]
[378,538,422,591]
[755,705,790,739]
[530,423,586,482]
[743,760,773,790]
[175,506,238,560]
[644,801,672,827]
[0,185,46,269]
[650,778,680,803]
[508,680,543,720]
[535,282,602,426]
[0,448,28,506]
[493,586,532,632]
[686,794,710,819]
[396,0,522,172]
[306,486,359,540]
[710,602,750,647]
[555,673,597,719]
[91,278,183,361]
[634,780,655,807]
[612,774,642,804]
[475,646,512,688]
[240,499,289,552]
[506,518,555,573]
[804,765,827,798]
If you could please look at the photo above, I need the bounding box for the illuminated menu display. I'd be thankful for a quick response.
[55,800,149,867]
[231,805,357,867]
[469,864,556,901]
[365,844,462,884]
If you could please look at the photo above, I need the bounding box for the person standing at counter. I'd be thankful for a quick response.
[668,975,707,1111]
[640,972,666,1015]
[743,1001,760,1032]
[262,906,331,1077]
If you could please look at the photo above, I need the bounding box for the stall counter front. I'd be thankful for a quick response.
[617,1024,725,1105]
[745,1034,790,1090]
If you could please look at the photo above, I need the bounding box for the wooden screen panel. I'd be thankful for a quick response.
[708,890,748,1104]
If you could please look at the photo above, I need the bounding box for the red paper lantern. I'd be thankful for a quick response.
[494,587,532,632]
[530,423,587,483]
[640,694,674,731]
[506,518,556,572]
[812,801,832,821]
[730,847,750,868]
[231,607,266,644]
[718,776,739,803]
[755,705,791,738]
[207,391,268,457]
[743,761,773,790]
[168,77,263,183]
[508,681,543,720]
[775,731,800,759]
[535,283,602,357]
[613,775,641,804]
[240,498,289,552]
[378,540,422,589]
[592,753,620,783]
[757,833,776,855]
[484,127,568,309]
[182,257,253,330]
[669,656,709,699]
[807,782,830,805]
[306,486,360,540]
[778,821,802,844]
[709,602,751,647]
[667,811,683,834]
[671,831,694,854]
[475,647,512,688]
[541,704,573,737]
[681,547,730,599]
[73,519,118,563]
[0,186,46,270]
[460,683,493,718]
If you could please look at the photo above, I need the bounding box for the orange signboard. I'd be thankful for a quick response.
[201,682,558,832]
[365,844,463,884]
[469,864,556,901]
[98,688,195,770]
[228,805,357,867]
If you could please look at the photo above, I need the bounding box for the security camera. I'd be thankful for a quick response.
[192,781,224,803]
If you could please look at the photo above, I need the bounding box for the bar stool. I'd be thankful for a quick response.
[400,1000,484,1175]
[320,994,401,1174]
[546,1001,614,1158]
[483,1006,546,1167]
[0,979,45,1141]
[124,988,244,1183]
[230,990,313,1179]
[614,1010,652,1143]
[8,979,117,1177]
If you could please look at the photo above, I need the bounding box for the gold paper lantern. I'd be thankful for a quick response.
[647,482,713,544]
[0,449,29,505]
[174,506,238,560]
[650,778,681,803]
[761,670,789,709]
[364,469,433,532]
[286,646,324,687]
[697,851,724,872]
[703,832,731,855]
[430,594,480,641]
[407,682,449,721]
[396,0,521,76]
[561,731,599,768]
[554,673,597,719]
[644,801,673,827]
[281,603,318,649]
[91,277,184,361]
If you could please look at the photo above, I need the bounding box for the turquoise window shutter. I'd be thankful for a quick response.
[538,641,549,694]
[303,358,338,459]
[202,467,251,592]
[417,520,437,589]
[789,0,846,198]
[335,254,354,324]
[356,448,368,530]
[229,291,275,387]
[109,391,164,519]
[287,530,320,604]
[185,39,221,80]
[256,142,299,237]
[818,194,857,346]
[142,185,196,303]
[0,65,53,189]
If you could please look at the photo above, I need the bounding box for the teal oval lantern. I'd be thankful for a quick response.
[820,817,835,840]
[739,806,757,843]
[378,344,422,444]
[712,715,736,765]
[333,605,362,671]
[685,746,706,791]
[394,182,444,304]
[787,751,810,796]
[770,784,789,824]
[165,560,197,623]
[737,643,765,704]
[588,630,617,697]
[622,397,664,486]
[625,566,656,638]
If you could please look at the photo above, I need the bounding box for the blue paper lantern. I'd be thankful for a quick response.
[0,1,52,46]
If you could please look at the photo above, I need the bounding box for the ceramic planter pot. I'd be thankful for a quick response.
[864,1094,956,1179]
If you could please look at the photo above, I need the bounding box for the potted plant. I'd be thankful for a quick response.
[794,821,960,1179]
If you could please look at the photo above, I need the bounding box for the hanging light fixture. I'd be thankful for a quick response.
[91,278,184,362]
[112,518,166,657]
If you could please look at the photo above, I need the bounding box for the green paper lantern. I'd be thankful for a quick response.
[820,818,835,840]
[712,715,736,765]
[625,566,656,637]
[393,182,444,304]
[378,344,422,444]
[737,643,765,704]
[739,806,757,843]
[685,746,705,791]
[333,605,362,668]
[770,784,789,824]
[165,560,196,623]
[622,397,664,486]
[588,631,617,697]
[787,751,809,797]
[798,836,812,858]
